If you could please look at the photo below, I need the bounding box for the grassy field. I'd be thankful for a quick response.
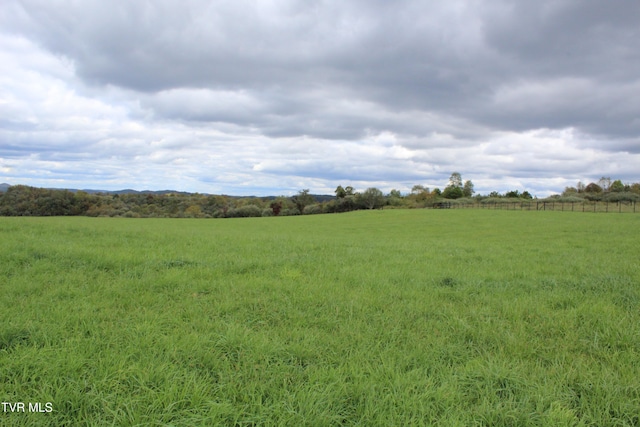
[1,210,639,426]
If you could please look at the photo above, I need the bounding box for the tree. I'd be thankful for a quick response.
[442,186,463,199]
[335,186,347,199]
[387,189,404,207]
[358,187,385,209]
[388,189,403,198]
[448,172,462,188]
[610,179,625,192]
[411,185,427,195]
[291,189,315,214]
[184,205,204,218]
[270,200,283,216]
[598,177,612,192]
[585,182,603,193]
[443,172,464,199]
[462,180,474,197]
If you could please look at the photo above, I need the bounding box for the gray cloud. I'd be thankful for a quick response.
[1,0,639,196]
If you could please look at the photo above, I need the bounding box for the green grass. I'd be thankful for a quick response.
[1,210,639,426]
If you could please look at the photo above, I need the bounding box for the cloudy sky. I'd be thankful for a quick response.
[1,1,639,196]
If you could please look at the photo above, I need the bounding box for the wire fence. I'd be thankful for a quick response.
[432,200,639,213]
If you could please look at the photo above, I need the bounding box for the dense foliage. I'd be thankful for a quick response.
[1,173,638,217]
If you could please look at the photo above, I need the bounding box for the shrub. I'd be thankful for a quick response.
[280,208,301,216]
[303,204,323,215]
[226,205,262,218]
[603,192,639,202]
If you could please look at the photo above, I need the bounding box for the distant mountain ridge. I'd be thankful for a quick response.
[0,183,334,201]
[79,188,195,196]
[0,183,192,195]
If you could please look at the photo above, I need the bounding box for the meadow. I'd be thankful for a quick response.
[0,210,638,426]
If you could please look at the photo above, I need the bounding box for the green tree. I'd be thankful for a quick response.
[585,183,603,193]
[358,187,385,209]
[387,189,404,207]
[335,186,347,199]
[388,189,403,198]
[448,172,462,188]
[184,205,204,218]
[411,185,427,195]
[462,180,474,197]
[291,189,315,214]
[443,172,464,199]
[442,186,463,199]
[410,185,431,202]
[610,179,625,192]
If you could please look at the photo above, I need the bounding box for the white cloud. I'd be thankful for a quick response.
[1,1,639,196]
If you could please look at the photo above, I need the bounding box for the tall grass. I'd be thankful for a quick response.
[1,210,639,426]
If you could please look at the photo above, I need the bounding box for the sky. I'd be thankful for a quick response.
[1,0,639,197]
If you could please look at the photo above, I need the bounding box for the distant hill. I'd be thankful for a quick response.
[0,184,201,196]
[0,183,333,201]
[79,188,195,196]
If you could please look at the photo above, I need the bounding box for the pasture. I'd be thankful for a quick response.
[1,210,639,426]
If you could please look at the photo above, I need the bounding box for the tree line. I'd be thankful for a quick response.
[1,173,638,218]
[560,177,640,202]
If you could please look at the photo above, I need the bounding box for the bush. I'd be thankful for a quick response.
[544,196,585,203]
[303,204,323,215]
[226,205,262,218]
[584,193,602,201]
[324,197,357,213]
[480,197,512,205]
[280,208,301,216]
[603,192,639,202]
